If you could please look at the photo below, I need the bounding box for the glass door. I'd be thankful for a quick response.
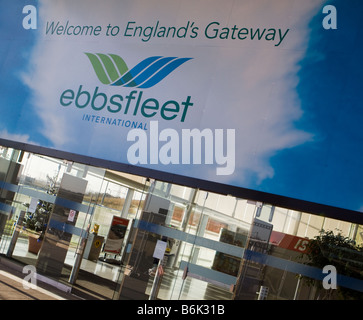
[0,152,107,290]
[116,182,251,300]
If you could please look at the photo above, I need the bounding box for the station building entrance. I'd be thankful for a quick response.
[0,146,362,300]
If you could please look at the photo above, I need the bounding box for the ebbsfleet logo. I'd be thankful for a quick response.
[60,53,194,123]
[59,52,235,176]
[85,53,192,88]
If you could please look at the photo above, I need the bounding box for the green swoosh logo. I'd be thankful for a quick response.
[85,53,129,85]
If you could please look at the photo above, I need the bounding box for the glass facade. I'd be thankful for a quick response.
[0,145,362,300]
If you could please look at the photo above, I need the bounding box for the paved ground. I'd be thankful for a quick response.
[0,258,82,300]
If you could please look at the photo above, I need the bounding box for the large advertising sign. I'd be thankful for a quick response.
[0,1,362,217]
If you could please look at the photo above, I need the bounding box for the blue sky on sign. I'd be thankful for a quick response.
[258,0,363,211]
[0,0,45,145]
